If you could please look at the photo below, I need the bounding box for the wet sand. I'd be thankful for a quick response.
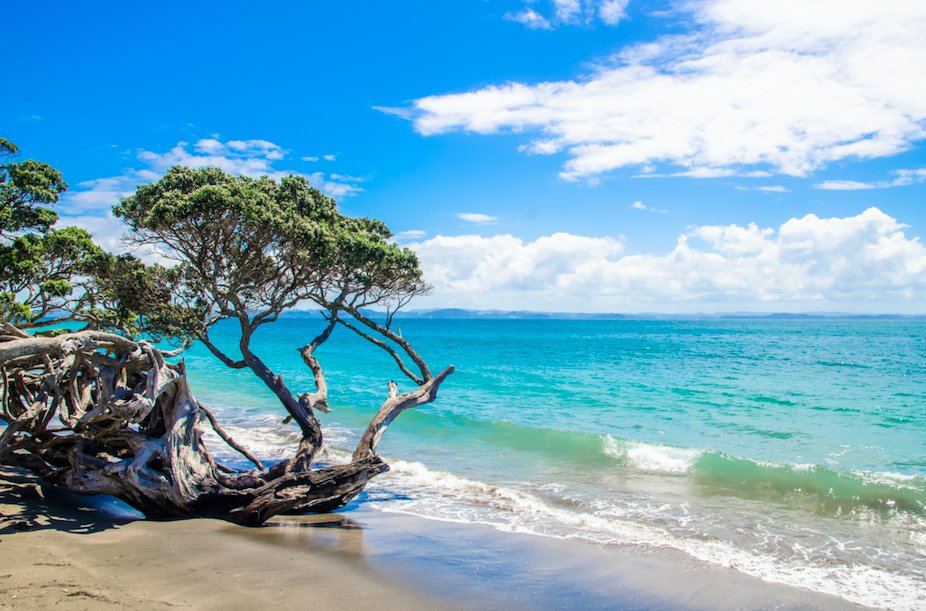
[0,467,864,610]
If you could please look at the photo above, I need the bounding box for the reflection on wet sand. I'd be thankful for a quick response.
[231,512,366,557]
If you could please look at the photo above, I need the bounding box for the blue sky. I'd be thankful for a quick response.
[4,0,926,313]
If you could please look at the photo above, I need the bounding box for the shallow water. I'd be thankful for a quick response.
[187,317,926,611]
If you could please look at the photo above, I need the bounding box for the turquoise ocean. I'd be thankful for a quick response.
[184,317,925,610]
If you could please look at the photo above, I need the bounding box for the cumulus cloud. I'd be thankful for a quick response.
[386,0,926,181]
[814,167,926,190]
[599,0,631,25]
[323,154,336,161]
[457,213,499,224]
[406,208,926,312]
[412,233,624,294]
[553,0,583,23]
[61,175,142,213]
[302,156,319,162]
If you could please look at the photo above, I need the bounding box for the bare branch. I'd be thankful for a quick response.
[199,333,246,369]
[198,402,264,471]
[353,365,455,462]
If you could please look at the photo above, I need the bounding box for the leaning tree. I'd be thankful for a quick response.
[0,159,453,525]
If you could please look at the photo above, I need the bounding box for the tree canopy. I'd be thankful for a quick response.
[114,165,429,327]
[1,153,452,525]
[0,141,197,340]
[0,138,66,236]
[115,165,440,470]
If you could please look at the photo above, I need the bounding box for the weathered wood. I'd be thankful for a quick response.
[352,365,455,463]
[0,327,453,525]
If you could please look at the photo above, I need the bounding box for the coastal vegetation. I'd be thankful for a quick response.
[0,139,452,525]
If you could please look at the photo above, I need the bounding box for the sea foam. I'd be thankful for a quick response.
[602,435,703,473]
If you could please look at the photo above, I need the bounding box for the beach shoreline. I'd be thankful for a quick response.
[0,467,864,610]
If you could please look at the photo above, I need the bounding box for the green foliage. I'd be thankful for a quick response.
[115,166,430,326]
[0,139,200,343]
[89,253,206,344]
[0,141,66,235]
[0,226,105,324]
[0,291,32,324]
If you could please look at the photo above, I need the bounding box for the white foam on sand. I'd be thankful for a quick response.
[370,459,926,611]
[192,408,926,611]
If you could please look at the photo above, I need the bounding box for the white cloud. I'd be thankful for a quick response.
[61,175,141,213]
[814,180,875,190]
[302,156,319,162]
[63,211,130,255]
[389,0,926,181]
[734,184,790,192]
[407,208,926,312]
[599,0,630,25]
[814,167,926,190]
[139,141,284,179]
[192,138,226,155]
[672,168,738,178]
[553,0,583,23]
[372,105,416,120]
[632,200,667,212]
[503,0,629,29]
[411,233,624,293]
[191,138,286,160]
[323,155,336,161]
[304,172,364,198]
[457,213,499,224]
[504,8,553,30]
[330,173,370,182]
[893,168,926,186]
[397,230,427,238]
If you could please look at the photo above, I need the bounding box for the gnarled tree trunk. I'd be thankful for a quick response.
[0,329,453,526]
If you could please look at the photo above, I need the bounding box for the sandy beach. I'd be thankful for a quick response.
[0,466,866,611]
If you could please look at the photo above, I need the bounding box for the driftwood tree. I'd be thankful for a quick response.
[0,160,453,525]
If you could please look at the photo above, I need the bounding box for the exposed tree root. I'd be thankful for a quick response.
[0,329,453,526]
